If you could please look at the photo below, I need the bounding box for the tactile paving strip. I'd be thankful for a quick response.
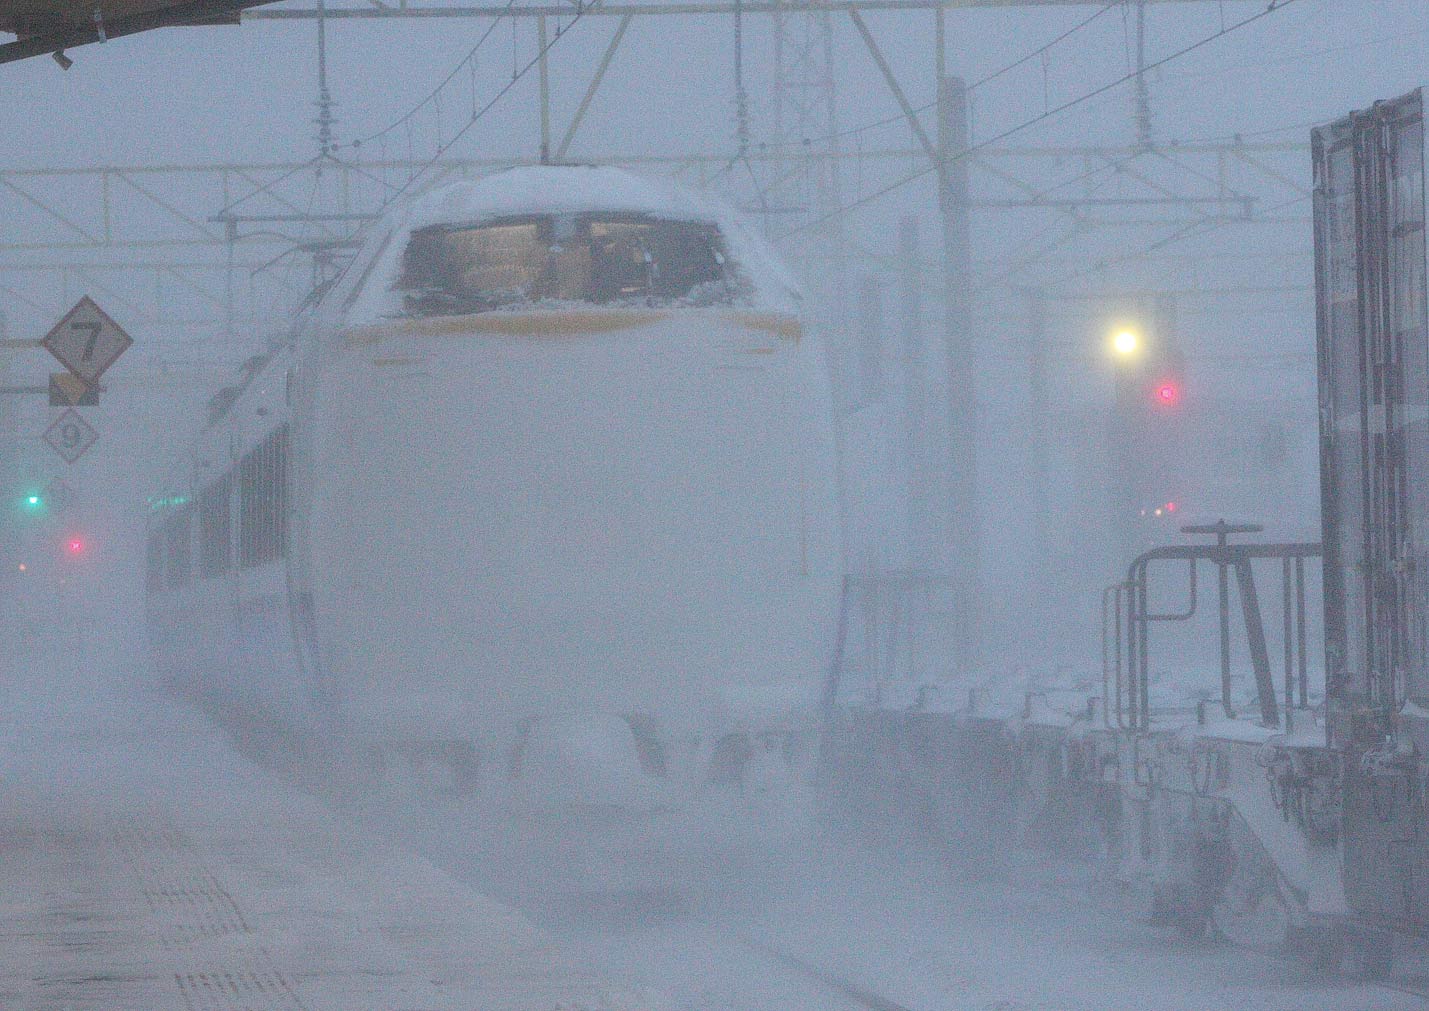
[0,769,620,1011]
[109,818,256,950]
[176,970,307,1011]
[107,816,303,1009]
[143,881,252,948]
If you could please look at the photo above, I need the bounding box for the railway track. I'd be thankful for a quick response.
[739,936,921,1011]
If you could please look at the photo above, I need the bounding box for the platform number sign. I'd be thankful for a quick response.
[42,296,132,385]
[43,409,99,464]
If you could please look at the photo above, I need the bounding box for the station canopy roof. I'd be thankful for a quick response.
[0,0,276,64]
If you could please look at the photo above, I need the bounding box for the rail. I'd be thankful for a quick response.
[1102,521,1321,732]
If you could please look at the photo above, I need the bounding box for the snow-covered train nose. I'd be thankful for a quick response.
[514,713,667,813]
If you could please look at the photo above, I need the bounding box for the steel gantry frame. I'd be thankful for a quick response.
[0,138,1307,321]
[245,0,1255,18]
[0,0,1303,332]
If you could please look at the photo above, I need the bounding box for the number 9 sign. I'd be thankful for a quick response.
[43,409,99,464]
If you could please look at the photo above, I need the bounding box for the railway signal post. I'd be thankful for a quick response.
[1107,295,1188,560]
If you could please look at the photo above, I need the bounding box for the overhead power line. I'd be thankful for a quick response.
[779,0,1303,239]
[374,3,593,208]
[340,0,522,152]
[1051,191,1311,288]
[755,0,1123,154]
[247,0,1250,20]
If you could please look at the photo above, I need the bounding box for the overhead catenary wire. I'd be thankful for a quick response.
[717,0,1122,220]
[1048,191,1311,290]
[777,0,1304,241]
[373,6,593,212]
[1157,21,1429,89]
[224,7,593,343]
[339,0,523,154]
[970,155,1140,293]
[680,0,1130,211]
[754,0,1124,156]
[230,0,589,331]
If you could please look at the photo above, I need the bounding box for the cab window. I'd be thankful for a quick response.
[397,214,737,315]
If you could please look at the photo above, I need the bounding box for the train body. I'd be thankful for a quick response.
[1313,87,1429,942]
[146,166,843,853]
[822,88,1429,976]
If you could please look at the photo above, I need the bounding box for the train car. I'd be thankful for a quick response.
[823,89,1429,979]
[1312,86,1429,969]
[822,523,1340,941]
[146,165,844,885]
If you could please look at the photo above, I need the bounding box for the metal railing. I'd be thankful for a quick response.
[1102,521,1321,732]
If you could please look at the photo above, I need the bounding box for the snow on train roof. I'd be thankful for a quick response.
[406,165,722,225]
[335,165,799,324]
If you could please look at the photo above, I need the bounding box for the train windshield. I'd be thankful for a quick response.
[397,213,737,314]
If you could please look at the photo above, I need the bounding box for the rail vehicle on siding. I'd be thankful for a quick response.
[822,88,1429,978]
[145,166,844,882]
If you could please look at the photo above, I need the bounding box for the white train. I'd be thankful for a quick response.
[145,166,843,862]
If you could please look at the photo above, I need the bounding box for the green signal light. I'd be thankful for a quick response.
[26,496,39,506]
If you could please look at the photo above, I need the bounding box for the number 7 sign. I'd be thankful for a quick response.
[42,296,133,384]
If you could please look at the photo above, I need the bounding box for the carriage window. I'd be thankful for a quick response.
[165,507,192,590]
[239,426,289,569]
[146,530,165,594]
[199,474,233,577]
[398,214,736,315]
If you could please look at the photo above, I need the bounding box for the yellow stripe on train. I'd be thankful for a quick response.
[344,309,801,346]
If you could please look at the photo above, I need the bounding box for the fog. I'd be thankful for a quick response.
[2,1,1429,1008]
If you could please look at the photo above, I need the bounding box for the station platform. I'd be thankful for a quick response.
[0,636,650,1011]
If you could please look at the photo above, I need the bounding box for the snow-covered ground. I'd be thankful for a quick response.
[552,839,1422,1011]
[0,629,653,1011]
[341,749,1429,1011]
[4,614,1424,1010]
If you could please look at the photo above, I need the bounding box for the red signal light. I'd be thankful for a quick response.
[66,536,85,556]
[1154,380,1182,408]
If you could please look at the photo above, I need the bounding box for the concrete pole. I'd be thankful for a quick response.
[1026,290,1049,650]
[857,275,884,406]
[1134,0,1152,150]
[938,72,979,674]
[537,15,551,164]
[899,216,928,566]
